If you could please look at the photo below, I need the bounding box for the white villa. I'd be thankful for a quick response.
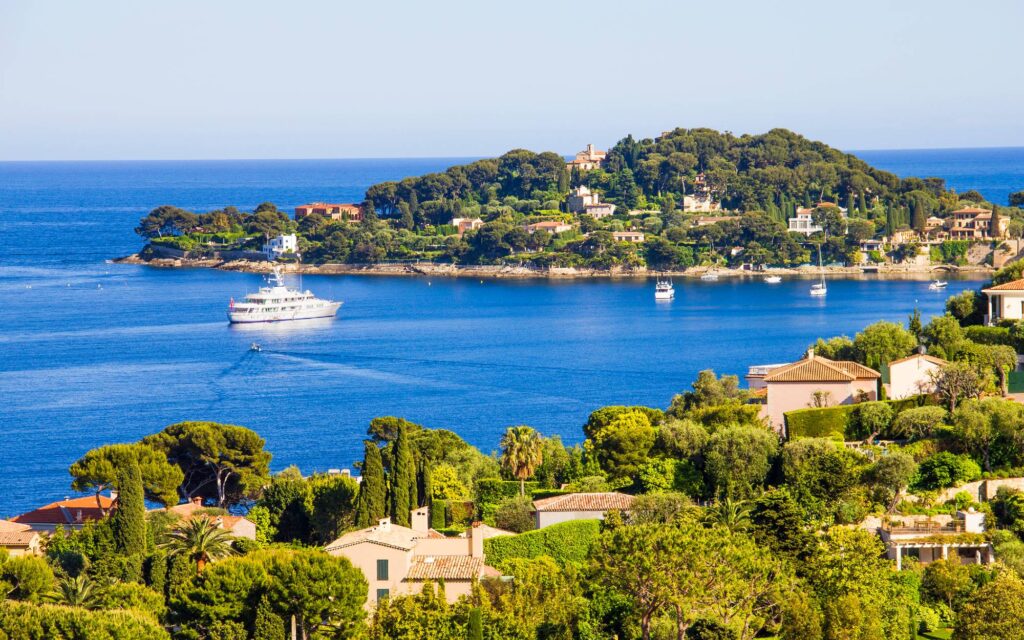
[263,234,297,260]
[983,278,1024,324]
[886,352,948,399]
[567,186,616,218]
[788,202,847,235]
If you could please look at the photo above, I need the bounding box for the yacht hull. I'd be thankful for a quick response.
[228,302,342,324]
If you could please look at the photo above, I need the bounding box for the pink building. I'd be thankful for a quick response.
[886,353,947,399]
[760,351,880,433]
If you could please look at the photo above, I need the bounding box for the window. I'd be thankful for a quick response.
[376,588,390,601]
[376,558,389,581]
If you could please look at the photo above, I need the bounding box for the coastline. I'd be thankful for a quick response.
[112,252,995,281]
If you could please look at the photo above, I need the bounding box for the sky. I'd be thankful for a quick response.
[1,0,1023,161]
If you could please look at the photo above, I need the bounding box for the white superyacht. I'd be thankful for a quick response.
[228,268,341,324]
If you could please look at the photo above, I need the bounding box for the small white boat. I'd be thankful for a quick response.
[249,343,262,352]
[810,282,827,297]
[928,280,948,291]
[700,272,719,281]
[655,279,675,300]
[764,275,782,284]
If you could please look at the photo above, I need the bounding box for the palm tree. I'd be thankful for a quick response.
[704,498,751,533]
[500,426,543,497]
[160,517,236,573]
[48,574,101,609]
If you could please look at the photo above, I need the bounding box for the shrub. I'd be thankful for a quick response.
[475,478,538,513]
[915,452,983,490]
[484,519,601,567]
[494,497,535,533]
[964,325,1013,346]
[784,405,856,439]
[447,501,474,527]
[0,600,169,640]
[430,500,447,529]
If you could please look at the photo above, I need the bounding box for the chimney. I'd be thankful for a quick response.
[807,348,814,360]
[109,490,118,502]
[191,496,203,506]
[411,507,429,533]
[470,521,484,559]
[378,517,391,533]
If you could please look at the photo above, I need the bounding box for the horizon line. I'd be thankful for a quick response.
[1,143,1023,164]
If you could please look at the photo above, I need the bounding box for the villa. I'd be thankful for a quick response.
[869,510,993,570]
[759,350,880,432]
[525,220,573,234]
[566,144,607,172]
[150,497,257,540]
[681,173,720,213]
[263,233,297,260]
[612,231,645,243]
[567,186,617,218]
[948,207,1006,240]
[450,217,484,235]
[788,202,847,235]
[0,520,42,557]
[11,495,115,531]
[533,492,634,529]
[294,202,364,222]
[982,278,1024,323]
[886,352,948,399]
[325,507,497,607]
[694,215,739,226]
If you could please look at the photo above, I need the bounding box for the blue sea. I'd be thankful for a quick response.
[0,148,1022,516]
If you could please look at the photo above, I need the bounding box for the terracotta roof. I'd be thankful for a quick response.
[763,356,880,383]
[153,501,252,534]
[405,556,485,582]
[984,279,1024,292]
[952,207,990,214]
[532,492,634,512]
[0,531,40,547]
[0,519,31,533]
[12,495,114,526]
[888,353,948,367]
[325,520,424,552]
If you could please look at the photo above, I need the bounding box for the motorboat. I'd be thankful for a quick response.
[764,275,782,284]
[655,279,675,300]
[228,268,342,324]
[928,280,948,291]
[250,343,262,352]
[700,272,719,281]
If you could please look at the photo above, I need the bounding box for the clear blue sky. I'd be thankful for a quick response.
[2,0,1022,160]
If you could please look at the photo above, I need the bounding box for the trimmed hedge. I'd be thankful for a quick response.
[475,478,540,507]
[483,519,601,567]
[785,395,934,440]
[0,600,169,640]
[530,489,573,501]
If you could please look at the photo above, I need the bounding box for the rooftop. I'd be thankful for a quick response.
[888,353,948,367]
[533,492,634,512]
[0,530,41,547]
[984,278,1024,292]
[12,495,114,526]
[405,555,489,582]
[763,353,880,383]
[325,518,424,552]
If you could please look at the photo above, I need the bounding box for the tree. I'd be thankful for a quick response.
[0,555,55,602]
[262,549,367,640]
[952,397,1024,471]
[932,362,984,411]
[467,607,483,640]
[780,439,862,512]
[500,426,543,496]
[869,451,916,512]
[160,516,236,573]
[703,425,779,500]
[921,558,975,612]
[954,571,1024,640]
[853,401,894,444]
[70,443,184,510]
[587,410,657,480]
[991,204,1002,238]
[110,459,147,556]
[1010,191,1024,208]
[143,421,271,507]
[911,199,926,234]
[389,423,417,526]
[852,321,916,370]
[890,405,948,440]
[354,441,387,528]
[253,594,286,640]
[749,489,815,560]
[48,573,102,609]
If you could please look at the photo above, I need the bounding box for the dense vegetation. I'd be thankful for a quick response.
[134,128,1024,271]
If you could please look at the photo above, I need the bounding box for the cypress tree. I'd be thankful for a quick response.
[354,441,387,529]
[846,193,855,218]
[991,204,1002,238]
[885,206,896,237]
[858,191,868,216]
[468,607,483,640]
[253,593,286,640]
[419,461,433,509]
[390,425,416,526]
[111,459,146,557]
[911,199,926,234]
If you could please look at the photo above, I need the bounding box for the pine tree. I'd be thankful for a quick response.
[991,204,1002,238]
[111,459,146,556]
[390,425,416,526]
[253,593,286,640]
[354,441,386,529]
[467,607,483,640]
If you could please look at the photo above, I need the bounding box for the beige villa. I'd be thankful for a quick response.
[0,519,43,556]
[325,507,498,607]
[983,278,1024,323]
[758,350,880,433]
[566,144,607,172]
[532,492,634,529]
[525,220,573,235]
[886,352,948,399]
[869,509,993,570]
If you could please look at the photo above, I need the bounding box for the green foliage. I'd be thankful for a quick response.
[781,438,865,516]
[110,459,147,557]
[69,443,183,507]
[252,594,286,640]
[850,401,894,442]
[954,572,1024,640]
[703,425,779,499]
[467,606,482,640]
[0,555,55,602]
[428,463,468,501]
[914,452,982,490]
[946,290,985,325]
[852,321,917,370]
[160,516,236,572]
[785,404,857,438]
[891,405,948,440]
[586,410,657,480]
[390,423,417,526]
[354,440,387,529]
[500,425,543,495]
[484,519,601,567]
[0,600,170,640]
[99,582,167,621]
[493,496,535,533]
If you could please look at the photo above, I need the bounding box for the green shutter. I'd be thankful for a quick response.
[376,558,389,581]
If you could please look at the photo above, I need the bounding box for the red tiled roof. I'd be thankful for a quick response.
[532,492,634,512]
[405,556,484,581]
[12,495,114,526]
[763,356,880,383]
[985,279,1024,292]
[0,519,31,533]
[952,207,990,214]
[0,531,41,547]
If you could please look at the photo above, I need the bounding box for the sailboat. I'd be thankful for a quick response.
[810,244,827,297]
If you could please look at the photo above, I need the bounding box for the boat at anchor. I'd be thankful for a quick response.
[228,268,341,324]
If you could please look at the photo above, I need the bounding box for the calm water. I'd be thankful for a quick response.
[0,149,1019,516]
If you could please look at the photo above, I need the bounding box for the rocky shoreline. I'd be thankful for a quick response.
[112,252,995,280]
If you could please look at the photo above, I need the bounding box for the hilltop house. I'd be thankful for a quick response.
[681,173,720,212]
[150,497,257,540]
[325,507,497,607]
[886,352,948,399]
[868,510,993,569]
[758,350,880,432]
[982,278,1024,324]
[263,234,297,260]
[294,203,364,222]
[567,186,616,219]
[788,202,847,235]
[612,231,645,243]
[450,217,484,235]
[566,144,607,172]
[525,220,573,235]
[694,215,740,227]
[532,492,634,529]
[948,207,1006,240]
[0,520,42,557]
[11,495,115,532]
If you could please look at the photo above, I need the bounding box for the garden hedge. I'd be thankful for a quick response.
[785,395,934,440]
[483,519,601,567]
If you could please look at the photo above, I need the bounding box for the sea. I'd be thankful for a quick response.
[1,147,1022,516]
